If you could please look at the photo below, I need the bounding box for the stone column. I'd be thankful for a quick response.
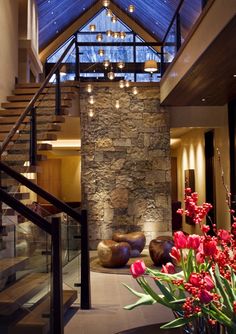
[80,84,172,249]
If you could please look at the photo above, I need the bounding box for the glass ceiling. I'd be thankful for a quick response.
[47,9,160,82]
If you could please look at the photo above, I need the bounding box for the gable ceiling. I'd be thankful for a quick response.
[36,0,202,51]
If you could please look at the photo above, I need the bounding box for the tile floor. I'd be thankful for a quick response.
[64,252,174,334]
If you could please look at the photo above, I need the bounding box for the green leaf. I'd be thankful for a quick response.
[160,315,197,329]
[186,249,193,279]
[122,283,149,299]
[214,264,233,314]
[124,293,156,310]
[154,278,175,302]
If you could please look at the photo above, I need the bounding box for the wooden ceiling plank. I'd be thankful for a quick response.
[39,1,102,62]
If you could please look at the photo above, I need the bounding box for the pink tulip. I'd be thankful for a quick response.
[199,289,213,304]
[196,252,205,264]
[130,260,146,278]
[186,234,201,250]
[161,262,176,274]
[174,231,187,249]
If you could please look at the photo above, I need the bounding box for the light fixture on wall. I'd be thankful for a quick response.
[102,0,110,7]
[96,33,103,41]
[89,24,96,31]
[87,84,93,93]
[128,4,135,12]
[98,48,105,56]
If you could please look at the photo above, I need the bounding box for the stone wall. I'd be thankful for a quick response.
[80,84,172,249]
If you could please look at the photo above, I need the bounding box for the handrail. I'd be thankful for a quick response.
[0,36,76,155]
[0,187,51,233]
[0,161,82,223]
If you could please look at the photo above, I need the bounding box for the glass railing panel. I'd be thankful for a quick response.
[0,212,51,333]
[163,20,177,73]
[179,0,202,43]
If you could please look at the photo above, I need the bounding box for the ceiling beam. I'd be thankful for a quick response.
[39,0,103,63]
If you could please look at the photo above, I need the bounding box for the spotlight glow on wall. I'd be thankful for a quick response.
[87,84,93,93]
[119,80,125,88]
[106,30,113,37]
[88,108,94,117]
[125,80,130,87]
[89,96,95,104]
[115,100,120,109]
[132,86,138,95]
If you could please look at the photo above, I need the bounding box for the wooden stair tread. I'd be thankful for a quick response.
[0,273,49,315]
[15,82,79,88]
[13,87,78,95]
[0,133,57,141]
[0,108,69,116]
[10,290,77,334]
[7,93,74,102]
[8,192,30,200]
[1,100,72,109]
[0,257,28,277]
[0,115,65,124]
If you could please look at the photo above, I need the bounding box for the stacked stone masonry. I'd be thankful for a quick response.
[80,85,171,249]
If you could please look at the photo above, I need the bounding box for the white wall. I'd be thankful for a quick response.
[0,0,18,103]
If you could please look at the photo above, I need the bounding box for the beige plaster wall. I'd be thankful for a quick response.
[172,121,230,234]
[0,0,18,103]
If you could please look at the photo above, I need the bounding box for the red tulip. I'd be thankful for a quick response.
[174,231,187,249]
[130,260,146,278]
[170,247,181,264]
[161,262,176,274]
[218,229,231,242]
[186,234,201,250]
[204,275,214,291]
[203,239,218,257]
[189,273,201,287]
[199,289,213,304]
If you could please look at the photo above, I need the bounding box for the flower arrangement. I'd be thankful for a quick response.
[124,188,236,333]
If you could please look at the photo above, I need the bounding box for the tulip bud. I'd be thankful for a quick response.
[130,260,146,278]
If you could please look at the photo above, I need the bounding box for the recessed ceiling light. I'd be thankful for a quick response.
[233,74,236,78]
[201,98,206,102]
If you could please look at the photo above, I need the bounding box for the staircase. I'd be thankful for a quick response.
[0,81,83,334]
